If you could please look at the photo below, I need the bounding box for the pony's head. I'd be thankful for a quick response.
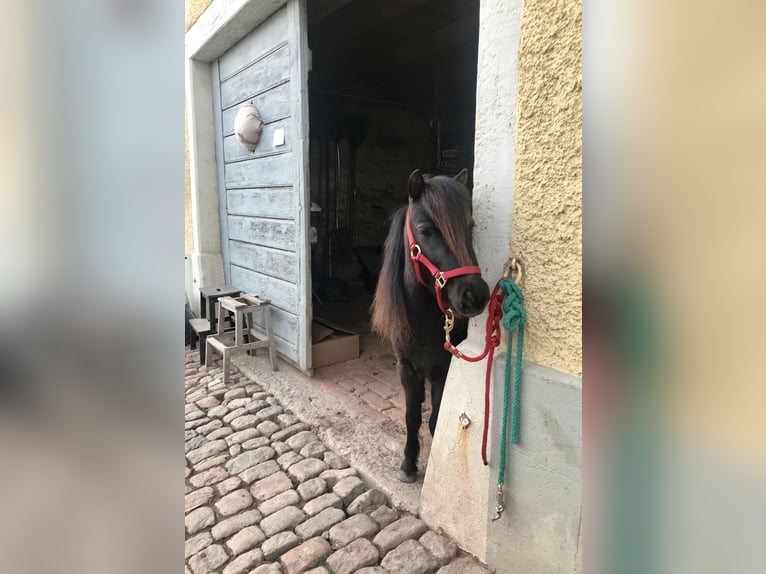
[406,169,490,318]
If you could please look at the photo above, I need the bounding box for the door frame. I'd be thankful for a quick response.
[186,0,313,372]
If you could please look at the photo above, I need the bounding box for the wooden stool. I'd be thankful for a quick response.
[205,294,278,383]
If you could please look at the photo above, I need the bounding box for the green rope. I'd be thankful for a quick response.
[497,277,526,486]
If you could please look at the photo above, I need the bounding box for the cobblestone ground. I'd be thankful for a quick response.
[185,349,490,574]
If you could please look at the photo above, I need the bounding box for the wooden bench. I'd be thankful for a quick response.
[205,294,278,383]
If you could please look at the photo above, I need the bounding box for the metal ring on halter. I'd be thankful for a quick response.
[436,273,448,288]
[410,245,421,258]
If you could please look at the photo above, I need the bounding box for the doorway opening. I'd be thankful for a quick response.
[306,0,480,351]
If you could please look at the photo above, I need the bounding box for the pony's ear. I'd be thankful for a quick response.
[454,168,469,186]
[408,169,425,200]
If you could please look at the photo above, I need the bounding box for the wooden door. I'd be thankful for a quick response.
[212,0,311,371]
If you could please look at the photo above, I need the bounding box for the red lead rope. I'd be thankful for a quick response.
[441,283,506,465]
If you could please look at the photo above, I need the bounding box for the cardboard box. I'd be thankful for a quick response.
[311,318,360,368]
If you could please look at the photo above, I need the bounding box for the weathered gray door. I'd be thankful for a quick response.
[212,0,311,371]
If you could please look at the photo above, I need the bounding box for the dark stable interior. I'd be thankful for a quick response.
[307,0,480,330]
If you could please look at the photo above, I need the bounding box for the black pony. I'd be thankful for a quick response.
[371,169,490,482]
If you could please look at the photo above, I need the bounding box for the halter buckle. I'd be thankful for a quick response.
[436,273,448,288]
[410,244,421,258]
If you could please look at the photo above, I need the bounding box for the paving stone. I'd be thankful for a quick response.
[240,460,281,484]
[226,428,260,446]
[185,466,192,478]
[186,417,211,431]
[259,489,301,516]
[332,476,366,505]
[303,568,328,574]
[211,509,263,540]
[185,487,214,513]
[242,436,271,450]
[251,471,293,503]
[260,506,307,537]
[194,454,229,473]
[323,451,348,469]
[370,506,399,528]
[213,477,239,498]
[356,568,388,574]
[381,540,438,574]
[246,383,264,394]
[286,430,318,451]
[186,410,205,421]
[325,538,380,574]
[196,395,220,409]
[226,446,276,474]
[419,531,457,566]
[187,440,228,465]
[185,430,197,441]
[251,564,284,574]
[347,489,387,515]
[299,442,327,459]
[222,548,263,574]
[225,525,266,555]
[224,388,247,400]
[297,477,326,501]
[223,407,247,424]
[208,405,229,418]
[197,419,223,435]
[207,427,233,440]
[262,531,301,561]
[295,507,345,540]
[186,403,199,415]
[303,493,343,517]
[186,531,213,559]
[272,441,291,455]
[266,396,279,406]
[253,405,284,424]
[215,488,254,516]
[277,451,303,470]
[190,466,229,488]
[186,435,207,453]
[249,391,271,401]
[373,516,428,554]
[231,414,259,431]
[245,399,269,413]
[328,514,379,549]
[227,397,252,410]
[271,422,311,443]
[256,420,281,438]
[288,458,328,483]
[436,556,490,574]
[319,468,357,488]
[277,413,299,426]
[186,506,215,534]
[280,537,331,574]
[188,543,228,574]
[230,444,243,457]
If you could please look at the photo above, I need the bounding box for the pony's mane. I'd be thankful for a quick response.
[421,176,473,266]
[371,206,410,348]
[371,176,473,348]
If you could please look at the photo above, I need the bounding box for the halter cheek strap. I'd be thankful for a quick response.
[405,207,482,315]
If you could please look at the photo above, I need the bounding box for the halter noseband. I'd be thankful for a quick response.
[405,206,482,317]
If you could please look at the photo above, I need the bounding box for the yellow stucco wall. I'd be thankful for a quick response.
[512,0,582,376]
[185,0,214,253]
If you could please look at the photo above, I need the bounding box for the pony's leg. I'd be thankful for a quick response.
[429,371,447,437]
[399,360,424,482]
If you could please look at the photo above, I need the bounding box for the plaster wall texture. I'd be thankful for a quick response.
[512,0,582,376]
[485,355,582,573]
[185,0,213,254]
[420,0,523,561]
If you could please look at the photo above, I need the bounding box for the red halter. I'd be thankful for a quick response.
[405,206,482,316]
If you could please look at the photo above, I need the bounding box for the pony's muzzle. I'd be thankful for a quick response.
[450,275,490,318]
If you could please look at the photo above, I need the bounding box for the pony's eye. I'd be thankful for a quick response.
[418,225,434,237]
